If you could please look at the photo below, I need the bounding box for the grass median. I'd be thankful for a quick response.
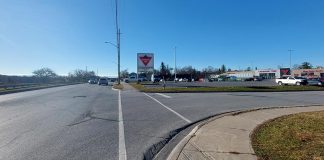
[113,84,124,90]
[129,83,324,93]
[252,111,324,160]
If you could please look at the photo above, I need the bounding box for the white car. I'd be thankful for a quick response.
[276,76,307,86]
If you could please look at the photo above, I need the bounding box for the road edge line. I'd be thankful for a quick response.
[118,90,127,160]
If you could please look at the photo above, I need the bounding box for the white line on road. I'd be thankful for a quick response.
[155,93,172,98]
[118,90,127,160]
[143,93,192,123]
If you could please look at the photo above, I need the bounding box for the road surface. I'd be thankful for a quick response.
[0,84,323,160]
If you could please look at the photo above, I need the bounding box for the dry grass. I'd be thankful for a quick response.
[252,111,324,160]
[113,84,124,90]
[129,83,324,93]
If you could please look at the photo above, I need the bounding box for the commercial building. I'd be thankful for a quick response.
[292,69,324,78]
[227,71,255,79]
[255,70,280,79]
[226,69,280,79]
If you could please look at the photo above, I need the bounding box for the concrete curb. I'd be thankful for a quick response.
[111,87,120,91]
[166,126,199,160]
[163,104,324,160]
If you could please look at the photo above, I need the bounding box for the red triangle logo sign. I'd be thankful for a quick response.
[139,55,152,66]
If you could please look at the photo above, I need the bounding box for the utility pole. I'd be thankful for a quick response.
[288,49,295,69]
[115,0,121,85]
[174,46,177,82]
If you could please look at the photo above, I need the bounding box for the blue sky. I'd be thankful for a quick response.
[1,0,324,76]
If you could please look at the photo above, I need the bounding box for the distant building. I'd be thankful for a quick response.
[255,70,280,79]
[292,69,324,78]
[227,71,255,79]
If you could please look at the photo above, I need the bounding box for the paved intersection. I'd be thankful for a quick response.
[0,84,323,160]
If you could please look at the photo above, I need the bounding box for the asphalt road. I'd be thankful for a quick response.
[0,84,324,160]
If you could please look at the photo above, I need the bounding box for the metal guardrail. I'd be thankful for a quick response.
[0,82,82,90]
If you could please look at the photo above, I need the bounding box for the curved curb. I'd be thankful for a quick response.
[152,104,324,160]
[112,87,120,91]
[166,126,199,160]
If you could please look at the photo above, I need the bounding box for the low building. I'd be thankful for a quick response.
[292,69,324,78]
[255,69,280,79]
[227,71,255,79]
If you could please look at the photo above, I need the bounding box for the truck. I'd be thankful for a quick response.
[275,76,307,86]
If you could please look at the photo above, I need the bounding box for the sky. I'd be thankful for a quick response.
[1,0,324,76]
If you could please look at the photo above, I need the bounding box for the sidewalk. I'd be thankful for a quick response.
[120,82,137,91]
[168,106,324,160]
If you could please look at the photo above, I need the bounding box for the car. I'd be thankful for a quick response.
[208,78,218,82]
[320,78,324,83]
[88,79,97,84]
[253,76,263,81]
[124,76,138,83]
[138,77,148,82]
[98,78,108,85]
[152,76,161,83]
[244,77,254,81]
[276,76,307,85]
[307,78,323,86]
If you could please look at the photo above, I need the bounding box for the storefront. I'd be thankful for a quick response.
[292,69,324,78]
[255,70,280,79]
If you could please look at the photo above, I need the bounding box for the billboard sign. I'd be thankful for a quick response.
[137,53,154,73]
[280,68,291,76]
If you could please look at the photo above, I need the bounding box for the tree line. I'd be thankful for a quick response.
[0,67,98,85]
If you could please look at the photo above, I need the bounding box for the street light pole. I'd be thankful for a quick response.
[174,46,177,82]
[115,0,121,85]
[288,49,295,70]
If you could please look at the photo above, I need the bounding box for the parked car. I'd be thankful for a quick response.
[124,76,138,83]
[320,78,324,83]
[244,77,254,81]
[98,78,108,85]
[138,77,148,82]
[208,78,218,82]
[152,76,161,83]
[253,76,263,81]
[228,76,237,81]
[276,76,307,86]
[307,78,323,86]
[88,79,97,84]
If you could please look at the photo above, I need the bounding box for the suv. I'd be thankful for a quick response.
[98,78,108,85]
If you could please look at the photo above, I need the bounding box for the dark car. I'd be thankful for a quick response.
[244,77,254,81]
[253,76,263,81]
[153,76,161,83]
[307,78,323,86]
[320,78,324,83]
[98,78,108,85]
[88,79,97,84]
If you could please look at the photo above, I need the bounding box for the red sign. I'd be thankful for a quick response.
[139,55,152,66]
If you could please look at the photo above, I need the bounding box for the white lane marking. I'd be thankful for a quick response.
[155,93,172,98]
[143,93,191,123]
[118,90,127,160]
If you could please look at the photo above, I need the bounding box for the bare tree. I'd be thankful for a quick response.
[120,69,129,79]
[33,67,57,83]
